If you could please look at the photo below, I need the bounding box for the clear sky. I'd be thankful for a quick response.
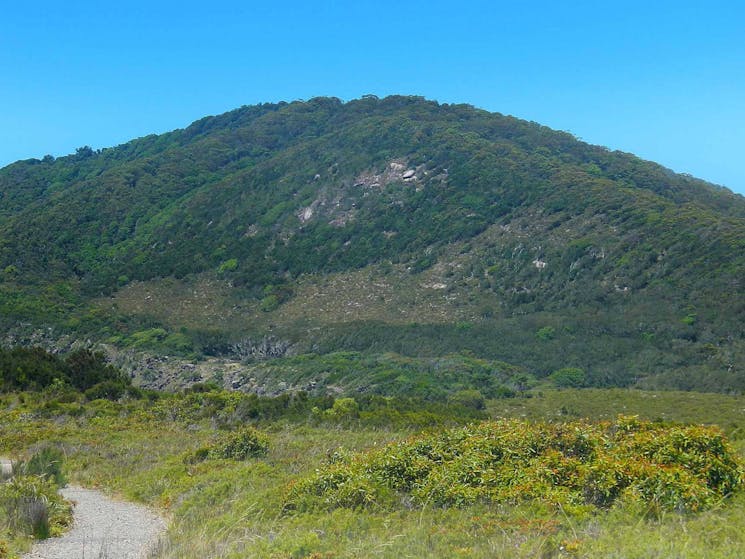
[2,0,744,196]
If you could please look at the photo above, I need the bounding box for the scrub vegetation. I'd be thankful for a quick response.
[2,96,745,557]
[0,96,743,391]
[0,446,72,554]
[2,358,745,558]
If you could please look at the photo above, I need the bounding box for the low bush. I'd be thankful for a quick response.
[447,389,486,410]
[189,427,270,462]
[284,416,744,515]
[0,475,71,540]
[549,367,587,388]
[19,446,66,486]
[83,379,138,401]
[312,397,360,422]
[155,389,485,428]
[210,427,270,460]
[0,445,71,550]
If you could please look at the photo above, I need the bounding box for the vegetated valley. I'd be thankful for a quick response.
[1,96,745,558]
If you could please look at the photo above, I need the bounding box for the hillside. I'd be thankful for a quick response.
[1,95,743,392]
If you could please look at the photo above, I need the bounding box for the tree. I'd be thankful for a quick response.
[548,367,587,388]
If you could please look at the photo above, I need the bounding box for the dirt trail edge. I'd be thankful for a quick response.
[23,486,166,559]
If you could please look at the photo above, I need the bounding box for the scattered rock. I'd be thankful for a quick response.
[231,336,292,362]
[298,206,314,223]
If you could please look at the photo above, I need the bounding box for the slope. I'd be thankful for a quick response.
[0,96,743,391]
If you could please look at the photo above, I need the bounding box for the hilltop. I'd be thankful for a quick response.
[1,95,743,392]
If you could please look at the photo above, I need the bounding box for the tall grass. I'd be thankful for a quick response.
[0,445,72,554]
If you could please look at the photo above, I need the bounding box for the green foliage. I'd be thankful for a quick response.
[0,447,71,547]
[284,417,744,514]
[163,332,194,354]
[535,326,556,340]
[0,347,67,392]
[19,446,66,486]
[0,95,743,392]
[217,258,238,273]
[237,351,528,401]
[125,327,168,348]
[314,397,360,421]
[206,427,270,460]
[84,380,131,401]
[3,387,745,557]
[152,387,484,429]
[549,367,587,388]
[0,475,71,540]
[260,294,280,312]
[448,389,486,410]
[0,346,132,401]
[65,349,128,391]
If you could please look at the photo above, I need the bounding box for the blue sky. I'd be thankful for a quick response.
[2,1,744,196]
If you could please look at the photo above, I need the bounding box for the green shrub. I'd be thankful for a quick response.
[217,258,238,273]
[164,332,194,354]
[549,367,587,388]
[208,427,270,460]
[536,326,556,340]
[448,389,486,410]
[0,347,67,392]
[260,294,280,312]
[284,417,744,514]
[0,475,72,539]
[65,349,128,391]
[20,446,66,487]
[184,446,211,464]
[125,327,168,348]
[314,398,360,422]
[185,381,221,393]
[84,380,127,401]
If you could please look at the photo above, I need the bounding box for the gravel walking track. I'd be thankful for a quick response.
[23,486,166,559]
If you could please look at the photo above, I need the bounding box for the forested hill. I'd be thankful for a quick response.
[1,95,743,392]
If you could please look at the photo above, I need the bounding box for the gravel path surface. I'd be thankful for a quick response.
[23,486,166,559]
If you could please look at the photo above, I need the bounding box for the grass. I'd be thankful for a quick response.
[488,389,745,436]
[2,388,745,557]
[0,447,72,555]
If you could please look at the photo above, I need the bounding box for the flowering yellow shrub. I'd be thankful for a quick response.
[284,416,743,514]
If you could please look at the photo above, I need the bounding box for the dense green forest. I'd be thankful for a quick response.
[0,95,743,392]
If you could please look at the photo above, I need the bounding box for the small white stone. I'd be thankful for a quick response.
[0,458,12,478]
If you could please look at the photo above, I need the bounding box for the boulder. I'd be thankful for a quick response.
[0,457,12,479]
